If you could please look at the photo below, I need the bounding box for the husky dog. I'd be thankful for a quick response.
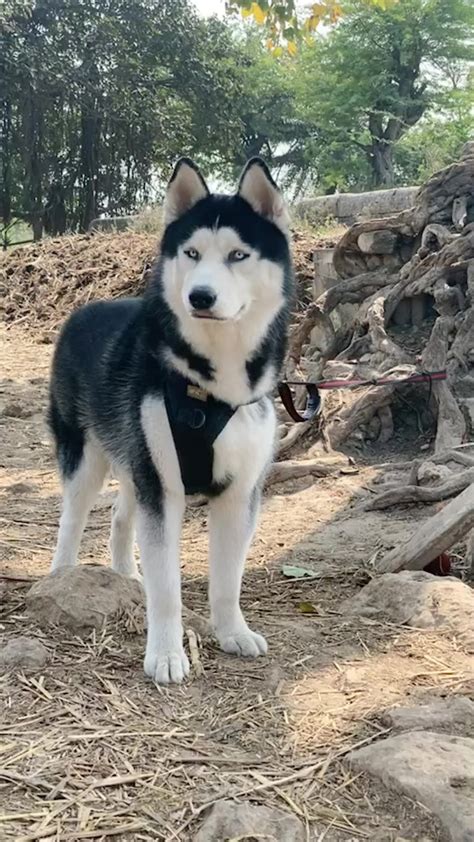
[48,158,293,685]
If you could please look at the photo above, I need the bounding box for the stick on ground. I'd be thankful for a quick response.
[376,482,474,574]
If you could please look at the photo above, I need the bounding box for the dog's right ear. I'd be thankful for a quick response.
[164,158,209,225]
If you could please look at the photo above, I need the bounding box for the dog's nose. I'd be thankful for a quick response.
[189,286,216,311]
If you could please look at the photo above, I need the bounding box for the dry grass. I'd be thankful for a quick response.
[0,235,472,840]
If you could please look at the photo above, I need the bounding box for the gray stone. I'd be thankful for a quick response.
[382,697,474,731]
[194,800,305,842]
[27,564,144,632]
[417,460,453,485]
[349,731,474,842]
[358,230,398,255]
[345,571,474,646]
[0,636,49,671]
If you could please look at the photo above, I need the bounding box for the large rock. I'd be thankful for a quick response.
[26,564,144,632]
[194,800,305,842]
[345,571,474,646]
[382,697,474,731]
[0,636,49,671]
[349,731,474,842]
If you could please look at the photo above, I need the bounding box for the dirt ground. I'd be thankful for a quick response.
[1,325,473,841]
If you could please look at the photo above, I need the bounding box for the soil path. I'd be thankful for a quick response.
[1,327,472,840]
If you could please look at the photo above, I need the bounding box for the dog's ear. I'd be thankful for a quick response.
[165,158,209,225]
[237,158,289,235]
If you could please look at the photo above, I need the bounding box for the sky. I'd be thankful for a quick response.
[193,0,224,16]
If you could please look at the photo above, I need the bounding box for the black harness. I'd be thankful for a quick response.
[164,371,237,495]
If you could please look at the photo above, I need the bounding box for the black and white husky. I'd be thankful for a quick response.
[48,158,293,684]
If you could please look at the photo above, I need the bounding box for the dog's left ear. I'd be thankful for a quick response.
[165,158,209,225]
[237,158,289,235]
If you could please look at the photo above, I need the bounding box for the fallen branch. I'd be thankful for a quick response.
[266,458,343,486]
[376,482,474,573]
[326,365,415,449]
[277,421,312,456]
[366,295,410,362]
[432,449,474,468]
[365,467,474,511]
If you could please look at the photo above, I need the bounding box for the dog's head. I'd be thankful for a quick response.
[159,158,292,326]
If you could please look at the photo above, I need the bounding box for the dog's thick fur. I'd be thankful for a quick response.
[48,158,293,684]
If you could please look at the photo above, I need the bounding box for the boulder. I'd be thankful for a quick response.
[194,800,305,842]
[26,564,144,632]
[0,636,49,671]
[349,731,474,842]
[345,571,474,646]
[382,697,474,732]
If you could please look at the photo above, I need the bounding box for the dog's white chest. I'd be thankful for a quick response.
[212,398,276,490]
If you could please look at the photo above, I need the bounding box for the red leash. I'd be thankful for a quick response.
[278,370,447,423]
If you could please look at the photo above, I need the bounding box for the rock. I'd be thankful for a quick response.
[358,230,398,255]
[417,460,453,485]
[0,636,49,671]
[193,800,305,842]
[27,564,144,632]
[382,697,474,731]
[349,731,474,842]
[345,571,474,645]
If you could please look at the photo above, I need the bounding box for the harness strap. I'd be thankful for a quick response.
[278,370,447,424]
[164,372,236,495]
[278,382,321,424]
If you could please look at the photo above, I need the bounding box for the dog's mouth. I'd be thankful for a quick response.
[192,311,226,321]
[191,305,245,322]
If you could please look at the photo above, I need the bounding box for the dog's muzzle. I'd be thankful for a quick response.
[189,286,217,317]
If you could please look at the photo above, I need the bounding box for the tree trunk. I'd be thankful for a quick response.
[371,139,394,188]
[79,111,100,232]
[1,98,12,225]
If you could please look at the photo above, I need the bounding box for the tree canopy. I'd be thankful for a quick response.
[1,0,472,238]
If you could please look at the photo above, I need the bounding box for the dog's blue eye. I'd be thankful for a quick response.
[228,249,249,262]
[184,247,200,261]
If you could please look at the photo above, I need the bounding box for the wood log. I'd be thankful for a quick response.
[277,421,312,456]
[316,270,394,315]
[366,467,474,511]
[421,316,466,452]
[286,304,336,378]
[325,365,415,448]
[366,296,410,363]
[266,458,343,486]
[375,482,474,574]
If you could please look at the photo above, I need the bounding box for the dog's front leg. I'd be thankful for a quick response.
[136,495,189,685]
[209,487,267,658]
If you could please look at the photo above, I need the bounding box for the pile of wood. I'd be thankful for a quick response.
[280,142,474,574]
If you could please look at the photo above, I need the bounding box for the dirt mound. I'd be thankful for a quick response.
[0,226,319,333]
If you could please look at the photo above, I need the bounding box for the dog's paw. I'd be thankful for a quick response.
[144,648,190,685]
[218,626,268,658]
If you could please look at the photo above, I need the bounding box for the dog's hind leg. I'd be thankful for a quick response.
[209,486,267,658]
[51,441,109,572]
[110,479,138,579]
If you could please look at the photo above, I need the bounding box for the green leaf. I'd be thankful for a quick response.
[282,564,320,579]
[298,601,320,614]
